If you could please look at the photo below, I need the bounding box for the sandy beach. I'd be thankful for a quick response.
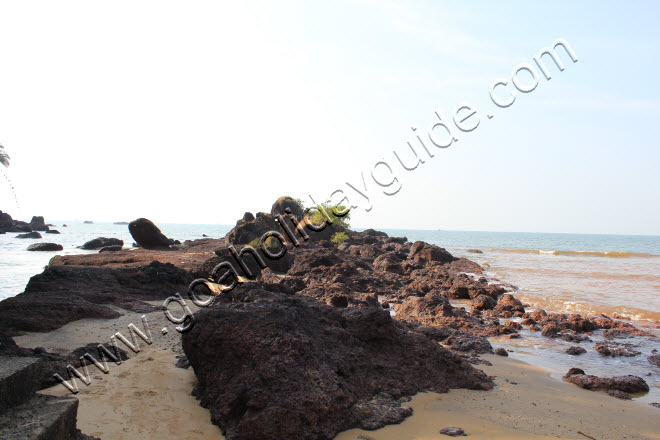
[16,305,224,440]
[12,306,658,440]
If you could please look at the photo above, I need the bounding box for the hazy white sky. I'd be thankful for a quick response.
[0,1,658,235]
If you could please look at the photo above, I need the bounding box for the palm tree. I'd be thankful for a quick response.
[0,144,9,167]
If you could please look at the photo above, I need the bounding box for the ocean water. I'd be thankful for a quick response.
[0,221,232,301]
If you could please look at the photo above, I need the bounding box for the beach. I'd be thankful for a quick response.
[14,305,659,440]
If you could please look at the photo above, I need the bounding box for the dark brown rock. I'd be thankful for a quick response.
[566,346,586,355]
[563,368,649,394]
[493,293,525,315]
[0,261,192,334]
[182,293,492,440]
[27,243,63,252]
[595,343,640,357]
[472,294,496,311]
[494,348,508,357]
[270,196,304,219]
[128,218,171,249]
[442,334,493,354]
[408,241,455,264]
[16,232,41,239]
[81,237,124,250]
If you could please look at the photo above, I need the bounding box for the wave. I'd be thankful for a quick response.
[497,266,660,281]
[490,248,659,258]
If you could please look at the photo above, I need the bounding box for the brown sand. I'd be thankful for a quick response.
[16,309,660,440]
[17,304,224,440]
[337,354,660,440]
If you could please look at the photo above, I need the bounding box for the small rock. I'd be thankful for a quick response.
[494,348,508,357]
[45,230,60,234]
[566,346,586,355]
[647,354,660,367]
[650,402,660,408]
[439,426,466,436]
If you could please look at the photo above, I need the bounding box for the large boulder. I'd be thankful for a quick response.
[81,237,123,250]
[128,218,171,249]
[182,291,492,440]
[270,196,304,219]
[27,243,63,252]
[408,241,455,264]
[225,212,278,246]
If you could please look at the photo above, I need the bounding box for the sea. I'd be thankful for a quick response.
[1,223,659,402]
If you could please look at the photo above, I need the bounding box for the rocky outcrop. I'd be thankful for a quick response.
[0,261,192,334]
[182,288,492,440]
[225,212,277,246]
[27,243,63,252]
[128,218,171,249]
[81,237,123,250]
[28,216,49,232]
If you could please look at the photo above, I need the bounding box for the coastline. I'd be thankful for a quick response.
[1,207,658,439]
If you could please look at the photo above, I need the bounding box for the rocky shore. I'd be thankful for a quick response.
[0,197,658,439]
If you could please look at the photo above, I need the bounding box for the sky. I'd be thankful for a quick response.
[0,1,658,235]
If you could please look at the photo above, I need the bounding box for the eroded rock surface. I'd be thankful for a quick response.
[182,287,492,440]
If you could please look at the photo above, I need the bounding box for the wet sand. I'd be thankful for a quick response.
[15,309,660,440]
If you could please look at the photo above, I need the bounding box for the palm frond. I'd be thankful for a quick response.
[0,145,9,167]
